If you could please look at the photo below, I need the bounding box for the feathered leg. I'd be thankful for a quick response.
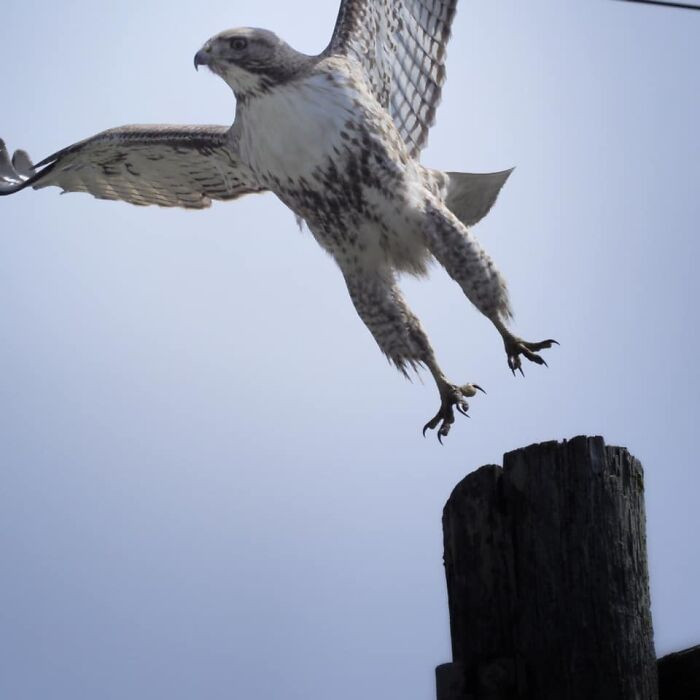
[422,200,557,373]
[342,264,483,441]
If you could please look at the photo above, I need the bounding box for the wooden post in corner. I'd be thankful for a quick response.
[437,436,658,700]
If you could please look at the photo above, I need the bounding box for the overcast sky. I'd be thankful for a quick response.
[1,1,698,698]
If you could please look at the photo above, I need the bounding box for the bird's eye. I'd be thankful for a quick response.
[230,38,248,51]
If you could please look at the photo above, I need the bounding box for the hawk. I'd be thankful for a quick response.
[0,1,556,441]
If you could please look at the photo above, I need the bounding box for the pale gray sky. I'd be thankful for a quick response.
[1,1,699,698]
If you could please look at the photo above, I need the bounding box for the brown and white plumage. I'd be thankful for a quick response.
[325,0,457,157]
[0,125,263,208]
[1,2,556,441]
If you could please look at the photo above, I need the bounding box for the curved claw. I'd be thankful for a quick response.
[423,414,441,437]
[505,334,558,376]
[422,381,484,441]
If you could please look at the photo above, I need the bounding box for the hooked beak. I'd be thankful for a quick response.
[194,48,211,71]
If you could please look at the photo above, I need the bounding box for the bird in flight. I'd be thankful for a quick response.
[0,1,556,442]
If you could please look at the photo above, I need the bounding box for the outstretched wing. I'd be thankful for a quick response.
[0,125,265,209]
[325,0,458,158]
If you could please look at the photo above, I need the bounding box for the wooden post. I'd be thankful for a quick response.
[437,436,658,700]
[658,645,700,699]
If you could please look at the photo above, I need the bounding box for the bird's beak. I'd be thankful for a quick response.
[194,48,211,71]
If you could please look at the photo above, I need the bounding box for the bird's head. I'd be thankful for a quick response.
[194,28,308,98]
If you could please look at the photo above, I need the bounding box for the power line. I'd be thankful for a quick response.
[614,0,700,10]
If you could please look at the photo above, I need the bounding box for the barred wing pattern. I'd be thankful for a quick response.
[0,125,265,209]
[325,0,458,158]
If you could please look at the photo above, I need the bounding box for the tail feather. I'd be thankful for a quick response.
[444,168,514,228]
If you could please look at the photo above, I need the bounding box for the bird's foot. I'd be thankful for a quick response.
[503,334,559,376]
[422,383,485,443]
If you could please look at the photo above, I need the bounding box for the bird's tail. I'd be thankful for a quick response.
[442,168,514,228]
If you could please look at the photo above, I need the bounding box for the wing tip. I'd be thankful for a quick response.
[0,137,31,195]
[12,149,35,178]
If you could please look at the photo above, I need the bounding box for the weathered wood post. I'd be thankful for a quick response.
[437,435,657,700]
[658,645,700,699]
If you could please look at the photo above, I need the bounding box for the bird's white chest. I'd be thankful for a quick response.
[237,74,360,182]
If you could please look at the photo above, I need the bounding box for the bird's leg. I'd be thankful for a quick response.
[341,263,483,442]
[491,318,558,376]
[422,358,485,443]
[421,199,558,377]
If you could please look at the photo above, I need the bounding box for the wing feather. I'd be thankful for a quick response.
[0,125,265,209]
[325,0,458,158]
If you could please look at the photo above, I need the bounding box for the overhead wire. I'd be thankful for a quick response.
[614,0,700,11]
